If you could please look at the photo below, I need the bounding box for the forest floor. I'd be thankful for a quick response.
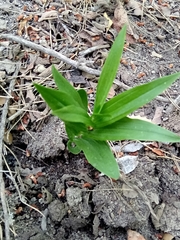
[0,0,180,239]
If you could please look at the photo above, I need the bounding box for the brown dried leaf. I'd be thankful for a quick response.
[113,3,131,32]
[79,30,105,47]
[162,233,174,240]
[18,19,28,36]
[127,229,146,240]
[152,106,163,125]
[151,148,164,156]
[0,96,6,106]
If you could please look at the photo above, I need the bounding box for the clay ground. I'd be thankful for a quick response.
[0,0,180,239]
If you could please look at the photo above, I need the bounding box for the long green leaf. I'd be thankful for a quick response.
[74,138,120,179]
[34,83,79,110]
[93,25,127,114]
[92,72,180,127]
[52,66,84,108]
[77,89,88,111]
[84,117,180,142]
[53,105,92,125]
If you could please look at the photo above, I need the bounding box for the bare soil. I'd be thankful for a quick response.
[0,0,180,239]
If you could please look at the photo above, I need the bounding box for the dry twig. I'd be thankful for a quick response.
[0,34,169,105]
[0,34,101,76]
[0,62,20,240]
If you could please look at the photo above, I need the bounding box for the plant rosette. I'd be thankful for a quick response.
[34,25,180,179]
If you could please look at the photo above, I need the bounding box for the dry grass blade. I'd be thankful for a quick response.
[2,154,45,218]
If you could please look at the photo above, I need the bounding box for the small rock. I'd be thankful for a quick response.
[66,187,82,207]
[117,155,139,174]
[48,200,67,222]
[122,142,143,153]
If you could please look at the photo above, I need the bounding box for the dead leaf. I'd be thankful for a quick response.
[113,2,134,36]
[104,12,113,32]
[151,148,164,156]
[158,6,171,16]
[0,96,6,106]
[148,142,159,148]
[79,30,105,46]
[17,15,33,36]
[162,233,174,240]
[127,229,146,240]
[92,21,106,32]
[152,106,163,125]
[18,19,28,36]
[38,10,58,22]
[126,0,143,16]
[26,26,40,41]
[151,51,162,58]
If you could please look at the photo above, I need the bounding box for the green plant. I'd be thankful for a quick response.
[34,25,180,179]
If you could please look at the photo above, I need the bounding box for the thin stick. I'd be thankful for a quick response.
[0,34,101,76]
[0,34,169,104]
[3,155,45,217]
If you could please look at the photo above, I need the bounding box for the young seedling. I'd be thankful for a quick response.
[34,25,180,179]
